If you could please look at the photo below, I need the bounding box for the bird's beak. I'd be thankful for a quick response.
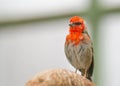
[69,23,75,27]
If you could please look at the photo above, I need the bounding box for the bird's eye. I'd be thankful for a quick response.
[74,22,81,25]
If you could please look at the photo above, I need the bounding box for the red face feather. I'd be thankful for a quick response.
[66,16,85,45]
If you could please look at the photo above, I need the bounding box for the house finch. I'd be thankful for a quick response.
[64,16,94,81]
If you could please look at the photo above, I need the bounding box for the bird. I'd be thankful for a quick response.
[64,16,94,81]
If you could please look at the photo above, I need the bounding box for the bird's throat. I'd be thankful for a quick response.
[66,31,84,45]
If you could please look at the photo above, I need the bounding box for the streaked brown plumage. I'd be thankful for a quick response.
[64,16,94,81]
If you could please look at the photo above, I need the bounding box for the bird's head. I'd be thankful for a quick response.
[69,16,85,33]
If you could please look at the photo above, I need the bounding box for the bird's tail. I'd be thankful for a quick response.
[86,56,94,81]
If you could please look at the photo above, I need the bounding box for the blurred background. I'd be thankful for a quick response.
[0,0,120,86]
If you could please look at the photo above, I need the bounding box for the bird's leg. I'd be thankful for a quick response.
[84,69,87,78]
[75,69,77,73]
[80,69,85,76]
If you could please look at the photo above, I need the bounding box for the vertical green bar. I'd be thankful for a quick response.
[88,0,101,85]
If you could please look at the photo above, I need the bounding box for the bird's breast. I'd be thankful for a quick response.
[65,40,92,69]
